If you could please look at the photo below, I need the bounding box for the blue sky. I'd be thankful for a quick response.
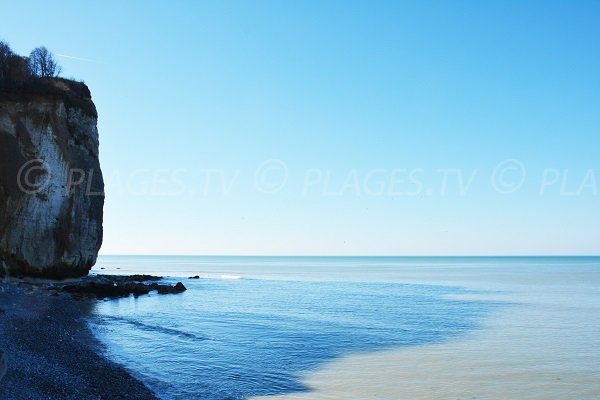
[3,1,599,255]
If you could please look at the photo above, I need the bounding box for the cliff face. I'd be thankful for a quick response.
[0,79,104,279]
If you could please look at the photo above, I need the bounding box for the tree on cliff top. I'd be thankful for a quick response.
[28,46,61,78]
[0,40,14,79]
[0,40,29,82]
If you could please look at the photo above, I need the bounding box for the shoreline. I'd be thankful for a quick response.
[0,279,159,399]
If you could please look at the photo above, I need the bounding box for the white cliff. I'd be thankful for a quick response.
[0,79,104,278]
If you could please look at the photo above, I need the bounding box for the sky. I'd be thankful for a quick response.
[2,1,599,255]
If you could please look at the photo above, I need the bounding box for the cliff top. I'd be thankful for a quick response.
[0,77,97,117]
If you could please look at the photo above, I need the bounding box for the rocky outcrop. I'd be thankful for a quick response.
[56,275,187,300]
[0,79,104,279]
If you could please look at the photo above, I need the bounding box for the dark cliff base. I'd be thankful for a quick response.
[0,280,158,400]
[0,258,93,280]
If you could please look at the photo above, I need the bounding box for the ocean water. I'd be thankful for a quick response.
[89,256,600,400]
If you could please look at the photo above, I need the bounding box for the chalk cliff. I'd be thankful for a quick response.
[0,79,104,279]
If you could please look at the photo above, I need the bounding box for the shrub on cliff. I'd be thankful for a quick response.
[0,41,62,84]
[0,42,95,114]
[0,77,97,117]
[0,40,29,81]
[0,40,11,77]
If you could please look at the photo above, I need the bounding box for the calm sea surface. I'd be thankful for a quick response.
[89,256,600,400]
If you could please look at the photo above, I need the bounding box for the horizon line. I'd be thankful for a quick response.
[97,254,600,258]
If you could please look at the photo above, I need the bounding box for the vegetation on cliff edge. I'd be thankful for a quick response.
[0,40,96,117]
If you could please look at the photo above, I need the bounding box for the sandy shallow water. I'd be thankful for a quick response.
[252,272,600,400]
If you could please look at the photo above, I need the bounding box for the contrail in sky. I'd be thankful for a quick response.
[56,54,101,63]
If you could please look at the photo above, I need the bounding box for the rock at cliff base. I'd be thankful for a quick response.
[56,275,187,299]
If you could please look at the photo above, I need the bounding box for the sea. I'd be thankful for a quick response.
[89,256,600,400]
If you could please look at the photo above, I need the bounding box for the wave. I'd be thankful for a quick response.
[220,274,243,280]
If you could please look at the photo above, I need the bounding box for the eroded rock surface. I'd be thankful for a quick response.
[0,79,104,279]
